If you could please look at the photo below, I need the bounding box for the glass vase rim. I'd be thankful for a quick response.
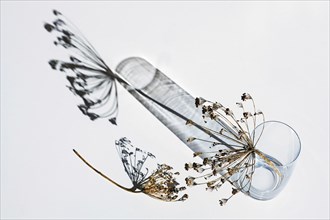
[253,120,301,167]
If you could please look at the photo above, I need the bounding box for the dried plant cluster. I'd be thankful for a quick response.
[45,10,188,203]
[115,138,188,201]
[73,138,188,202]
[45,10,282,206]
[184,94,279,206]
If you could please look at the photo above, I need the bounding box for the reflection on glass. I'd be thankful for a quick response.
[249,121,301,200]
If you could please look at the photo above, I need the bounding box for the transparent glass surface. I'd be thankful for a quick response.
[247,121,301,200]
[115,57,301,200]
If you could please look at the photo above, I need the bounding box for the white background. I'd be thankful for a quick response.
[1,1,329,219]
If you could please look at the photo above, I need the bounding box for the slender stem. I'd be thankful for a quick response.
[254,113,265,147]
[255,149,281,177]
[250,98,257,143]
[193,138,244,148]
[199,124,246,146]
[72,149,141,193]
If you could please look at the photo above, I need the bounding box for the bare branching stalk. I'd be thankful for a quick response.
[73,138,188,202]
[73,149,138,193]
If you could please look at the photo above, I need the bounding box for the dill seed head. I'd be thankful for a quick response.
[184,93,272,206]
[219,199,228,206]
[73,137,188,203]
[187,137,196,143]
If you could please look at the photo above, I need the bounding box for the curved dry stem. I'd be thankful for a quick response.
[73,149,141,193]
[254,113,265,147]
[255,149,281,177]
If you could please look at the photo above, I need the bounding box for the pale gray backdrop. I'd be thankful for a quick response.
[1,1,329,219]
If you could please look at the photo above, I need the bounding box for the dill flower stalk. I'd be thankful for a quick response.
[73,137,188,202]
[184,93,280,205]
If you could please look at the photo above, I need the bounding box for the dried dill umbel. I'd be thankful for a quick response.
[73,137,188,202]
[184,93,280,206]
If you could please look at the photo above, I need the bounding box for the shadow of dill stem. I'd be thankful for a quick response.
[44,10,119,124]
[44,9,189,204]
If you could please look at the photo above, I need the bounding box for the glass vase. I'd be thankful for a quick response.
[115,57,301,200]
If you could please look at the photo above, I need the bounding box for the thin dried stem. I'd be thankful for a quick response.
[186,94,271,206]
[73,149,140,193]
